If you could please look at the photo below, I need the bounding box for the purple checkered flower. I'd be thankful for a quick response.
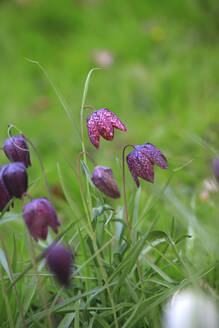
[2,162,28,199]
[46,243,73,286]
[4,135,31,168]
[91,165,121,198]
[86,108,127,148]
[23,198,60,241]
[126,143,168,187]
[0,165,13,212]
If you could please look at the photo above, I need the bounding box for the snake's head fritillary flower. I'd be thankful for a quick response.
[23,198,60,241]
[4,135,31,168]
[126,143,168,187]
[0,165,13,212]
[91,165,121,198]
[46,243,73,286]
[2,162,28,199]
[86,108,127,148]
[212,157,219,183]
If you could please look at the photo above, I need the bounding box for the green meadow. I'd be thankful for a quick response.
[0,0,219,327]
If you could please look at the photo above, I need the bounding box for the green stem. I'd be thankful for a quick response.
[80,68,101,217]
[122,144,135,240]
[76,152,119,328]
[11,221,76,287]
[28,234,53,328]
[122,144,143,287]
[0,233,27,328]
[0,267,14,328]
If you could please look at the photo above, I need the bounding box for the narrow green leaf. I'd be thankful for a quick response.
[58,313,75,328]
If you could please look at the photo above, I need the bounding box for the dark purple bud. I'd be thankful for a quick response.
[86,108,127,148]
[91,165,121,198]
[0,165,13,212]
[46,243,73,286]
[212,158,219,182]
[4,135,31,168]
[2,162,28,198]
[126,143,168,187]
[23,198,60,241]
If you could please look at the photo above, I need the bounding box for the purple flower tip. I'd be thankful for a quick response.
[126,143,168,187]
[2,162,28,199]
[0,165,13,212]
[46,243,73,286]
[23,198,60,241]
[86,108,127,148]
[212,157,219,183]
[91,165,121,198]
[4,135,31,168]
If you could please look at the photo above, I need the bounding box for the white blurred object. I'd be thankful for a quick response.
[163,289,218,328]
[92,49,114,68]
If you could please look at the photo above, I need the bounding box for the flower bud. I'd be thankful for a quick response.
[91,166,121,199]
[46,243,73,286]
[23,198,60,241]
[4,135,31,168]
[0,165,13,212]
[163,289,218,328]
[2,162,28,199]
[212,157,219,183]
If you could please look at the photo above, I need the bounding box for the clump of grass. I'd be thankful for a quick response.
[0,66,218,328]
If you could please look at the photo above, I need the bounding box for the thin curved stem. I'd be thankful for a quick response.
[8,124,52,202]
[8,125,29,152]
[80,69,100,217]
[122,144,135,241]
[83,105,96,111]
[76,152,91,222]
[79,151,97,166]
[80,68,101,158]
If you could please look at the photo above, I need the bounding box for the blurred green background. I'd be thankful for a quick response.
[1,0,219,216]
[1,1,219,325]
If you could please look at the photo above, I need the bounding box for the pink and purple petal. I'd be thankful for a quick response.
[86,113,100,148]
[127,153,140,187]
[143,143,168,169]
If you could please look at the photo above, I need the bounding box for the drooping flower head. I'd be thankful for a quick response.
[4,135,31,168]
[126,143,168,187]
[46,243,73,286]
[86,108,127,148]
[91,165,121,198]
[0,165,13,212]
[2,162,28,199]
[23,198,60,241]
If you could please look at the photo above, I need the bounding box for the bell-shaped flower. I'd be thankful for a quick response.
[2,162,28,199]
[4,135,31,168]
[46,243,73,286]
[91,165,121,198]
[126,143,168,187]
[23,198,60,241]
[86,108,127,148]
[0,165,13,212]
